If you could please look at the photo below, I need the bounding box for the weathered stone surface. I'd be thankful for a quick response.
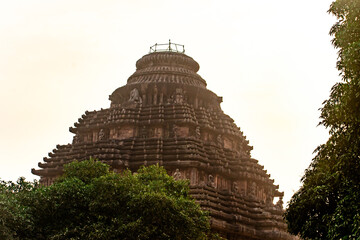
[32,50,295,240]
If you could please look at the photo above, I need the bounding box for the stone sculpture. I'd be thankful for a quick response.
[173,169,182,180]
[99,129,105,140]
[129,88,142,103]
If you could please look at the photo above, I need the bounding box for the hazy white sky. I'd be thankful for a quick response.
[0,0,338,204]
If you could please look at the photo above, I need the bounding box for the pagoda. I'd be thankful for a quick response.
[32,42,295,240]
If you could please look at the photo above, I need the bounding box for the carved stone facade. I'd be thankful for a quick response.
[32,51,295,240]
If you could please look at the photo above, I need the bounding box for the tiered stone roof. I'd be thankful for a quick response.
[32,50,295,240]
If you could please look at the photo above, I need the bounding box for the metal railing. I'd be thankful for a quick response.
[149,40,185,53]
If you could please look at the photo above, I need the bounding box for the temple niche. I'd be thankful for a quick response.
[32,42,296,240]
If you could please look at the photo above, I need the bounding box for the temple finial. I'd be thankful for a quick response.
[149,40,185,53]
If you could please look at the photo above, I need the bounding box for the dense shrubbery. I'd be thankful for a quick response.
[0,160,220,240]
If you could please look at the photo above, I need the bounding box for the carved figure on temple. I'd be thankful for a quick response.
[248,181,257,199]
[153,127,163,138]
[275,196,284,210]
[72,135,80,144]
[173,169,182,180]
[174,88,185,104]
[129,88,142,103]
[173,124,178,137]
[265,188,274,206]
[195,126,201,139]
[207,174,216,188]
[99,129,105,140]
[233,181,239,193]
[167,88,186,104]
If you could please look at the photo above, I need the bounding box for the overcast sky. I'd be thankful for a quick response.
[0,0,338,204]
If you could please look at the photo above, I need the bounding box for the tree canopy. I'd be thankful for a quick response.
[284,0,360,239]
[1,160,219,240]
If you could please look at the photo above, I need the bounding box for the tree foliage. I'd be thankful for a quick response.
[284,0,360,239]
[1,160,219,240]
[0,178,37,240]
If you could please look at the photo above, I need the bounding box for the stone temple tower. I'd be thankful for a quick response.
[32,42,295,240]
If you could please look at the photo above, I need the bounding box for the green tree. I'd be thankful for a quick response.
[0,177,37,240]
[3,160,218,240]
[284,0,360,239]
